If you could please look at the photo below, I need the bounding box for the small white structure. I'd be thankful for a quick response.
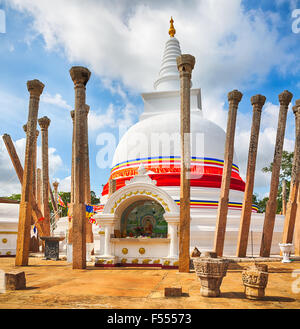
[0,203,19,257]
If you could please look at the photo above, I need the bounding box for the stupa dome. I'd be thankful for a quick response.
[101,19,245,202]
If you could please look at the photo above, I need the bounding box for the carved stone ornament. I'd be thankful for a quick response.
[193,257,229,297]
[242,263,269,300]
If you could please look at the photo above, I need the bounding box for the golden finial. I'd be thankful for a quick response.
[169,16,176,37]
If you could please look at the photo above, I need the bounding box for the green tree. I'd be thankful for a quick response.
[259,150,293,214]
[6,194,21,201]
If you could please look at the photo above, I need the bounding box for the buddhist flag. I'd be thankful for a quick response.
[86,204,94,219]
[58,194,66,207]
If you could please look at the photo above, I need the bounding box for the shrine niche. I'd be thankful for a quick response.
[120,200,167,238]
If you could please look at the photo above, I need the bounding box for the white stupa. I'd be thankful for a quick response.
[0,18,285,262]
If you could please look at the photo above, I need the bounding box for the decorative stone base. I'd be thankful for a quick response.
[193,257,229,297]
[242,263,268,300]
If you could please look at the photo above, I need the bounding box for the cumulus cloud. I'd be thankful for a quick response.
[41,92,72,110]
[7,0,297,93]
[88,102,138,131]
[5,0,298,196]
[51,175,71,193]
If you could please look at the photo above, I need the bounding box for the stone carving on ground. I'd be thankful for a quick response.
[242,263,269,300]
[193,256,229,297]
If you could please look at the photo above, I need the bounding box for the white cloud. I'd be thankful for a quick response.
[41,92,72,110]
[51,175,71,193]
[88,102,137,132]
[8,0,297,93]
[6,0,298,196]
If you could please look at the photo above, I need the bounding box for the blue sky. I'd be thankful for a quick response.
[0,0,299,200]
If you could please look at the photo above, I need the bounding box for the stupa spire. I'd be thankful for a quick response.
[169,17,176,37]
[154,17,181,91]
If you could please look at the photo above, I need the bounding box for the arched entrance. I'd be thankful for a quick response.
[121,200,167,238]
[94,164,180,267]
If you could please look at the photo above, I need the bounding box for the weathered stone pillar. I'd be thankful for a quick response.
[15,79,44,266]
[68,110,75,245]
[36,168,42,210]
[176,54,195,273]
[69,66,91,269]
[52,181,59,220]
[38,116,51,237]
[23,125,39,199]
[214,90,243,257]
[282,102,300,244]
[260,90,293,257]
[236,94,265,257]
[295,184,300,255]
[70,110,75,204]
[84,104,93,244]
[2,134,45,237]
[282,179,287,215]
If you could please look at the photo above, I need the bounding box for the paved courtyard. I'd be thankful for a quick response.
[0,256,299,309]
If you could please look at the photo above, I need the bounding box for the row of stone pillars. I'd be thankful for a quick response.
[213,89,300,258]
[176,50,300,268]
[4,66,93,267]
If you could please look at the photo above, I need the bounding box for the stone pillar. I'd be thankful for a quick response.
[108,179,116,197]
[36,168,42,210]
[176,54,195,273]
[15,79,44,266]
[214,90,243,257]
[260,90,293,257]
[282,179,287,215]
[23,125,39,199]
[38,116,51,237]
[2,134,45,237]
[69,66,91,269]
[23,125,39,227]
[84,104,93,244]
[52,181,59,220]
[236,94,265,257]
[295,184,300,255]
[68,110,75,245]
[282,103,300,244]
[70,110,75,204]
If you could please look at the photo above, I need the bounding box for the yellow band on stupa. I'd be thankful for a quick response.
[169,17,176,37]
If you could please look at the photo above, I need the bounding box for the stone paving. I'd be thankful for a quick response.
[0,256,299,309]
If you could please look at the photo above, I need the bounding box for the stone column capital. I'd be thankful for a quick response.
[70,110,75,121]
[228,90,243,104]
[27,79,44,97]
[176,54,195,74]
[23,124,39,138]
[251,94,266,109]
[293,101,300,118]
[69,66,91,87]
[52,181,59,190]
[38,116,51,130]
[278,90,293,106]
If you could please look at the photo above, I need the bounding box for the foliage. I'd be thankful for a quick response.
[256,150,293,214]
[5,194,21,201]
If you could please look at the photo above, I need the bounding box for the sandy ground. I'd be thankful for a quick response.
[0,256,299,309]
